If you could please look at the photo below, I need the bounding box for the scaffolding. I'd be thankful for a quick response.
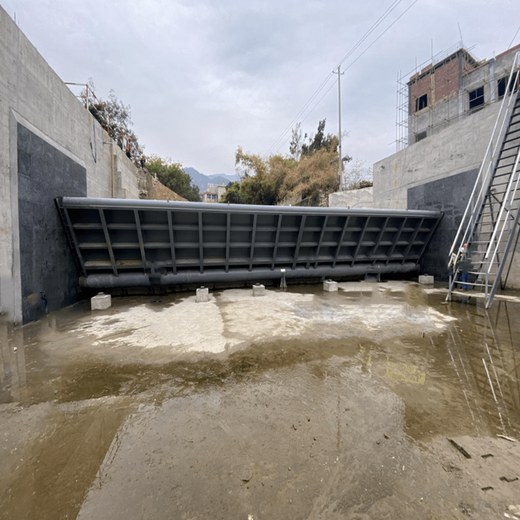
[395,70,409,151]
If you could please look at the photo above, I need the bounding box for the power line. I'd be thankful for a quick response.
[342,0,419,74]
[265,0,418,157]
[508,24,520,50]
[294,0,419,140]
[264,73,335,157]
[265,0,404,156]
[337,0,403,69]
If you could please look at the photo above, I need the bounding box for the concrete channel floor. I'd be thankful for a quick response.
[1,280,520,519]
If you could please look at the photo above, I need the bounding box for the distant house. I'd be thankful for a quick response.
[202,184,227,203]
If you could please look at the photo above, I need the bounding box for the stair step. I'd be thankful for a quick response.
[498,145,519,155]
[473,249,505,255]
[453,280,489,288]
[503,135,520,144]
[506,126,520,136]
[491,177,520,185]
[500,143,520,155]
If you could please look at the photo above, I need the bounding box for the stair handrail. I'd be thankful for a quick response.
[484,128,520,272]
[448,52,520,269]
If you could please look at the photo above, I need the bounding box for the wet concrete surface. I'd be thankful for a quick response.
[1,281,520,519]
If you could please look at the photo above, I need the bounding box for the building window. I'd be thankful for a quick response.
[514,71,520,92]
[498,76,508,98]
[498,73,519,97]
[415,94,428,112]
[415,131,427,143]
[469,86,484,109]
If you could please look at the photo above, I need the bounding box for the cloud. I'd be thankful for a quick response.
[2,0,520,174]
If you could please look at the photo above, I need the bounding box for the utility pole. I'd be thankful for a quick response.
[333,66,344,189]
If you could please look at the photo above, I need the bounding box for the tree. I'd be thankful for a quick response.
[220,181,241,204]
[289,122,303,160]
[81,79,143,161]
[223,119,370,206]
[343,159,373,190]
[280,148,340,204]
[146,155,201,202]
[225,147,295,205]
[301,119,338,157]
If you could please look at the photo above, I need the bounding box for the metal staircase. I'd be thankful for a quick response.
[447,53,520,308]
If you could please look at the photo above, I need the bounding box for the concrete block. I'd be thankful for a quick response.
[91,292,111,310]
[196,287,209,302]
[252,284,265,297]
[323,280,338,292]
[418,275,434,285]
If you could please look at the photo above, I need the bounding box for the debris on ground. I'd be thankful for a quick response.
[497,434,517,443]
[448,438,472,459]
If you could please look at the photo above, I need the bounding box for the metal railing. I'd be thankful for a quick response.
[448,52,520,272]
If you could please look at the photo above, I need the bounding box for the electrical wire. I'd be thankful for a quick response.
[264,0,406,156]
[265,0,419,157]
[263,73,335,157]
[508,25,520,50]
[342,0,419,74]
[301,1,420,134]
[337,0,403,69]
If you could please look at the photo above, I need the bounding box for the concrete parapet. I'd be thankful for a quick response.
[196,287,209,302]
[252,284,265,297]
[418,275,434,285]
[91,292,111,310]
[323,280,338,292]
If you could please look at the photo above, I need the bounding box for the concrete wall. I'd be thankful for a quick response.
[0,7,139,323]
[329,187,373,208]
[407,169,478,280]
[372,101,500,210]
[17,123,88,323]
[371,103,503,282]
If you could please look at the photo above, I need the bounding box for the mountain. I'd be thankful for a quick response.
[184,167,239,192]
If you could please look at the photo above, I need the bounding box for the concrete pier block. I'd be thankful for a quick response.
[91,292,111,310]
[323,280,338,292]
[253,284,265,297]
[418,275,434,285]
[196,287,209,302]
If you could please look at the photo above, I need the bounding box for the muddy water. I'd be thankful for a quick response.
[1,282,519,519]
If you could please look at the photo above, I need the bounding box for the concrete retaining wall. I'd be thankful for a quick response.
[372,102,500,210]
[329,187,373,209]
[407,169,478,280]
[0,7,140,323]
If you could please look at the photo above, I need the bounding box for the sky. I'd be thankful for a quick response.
[1,0,519,176]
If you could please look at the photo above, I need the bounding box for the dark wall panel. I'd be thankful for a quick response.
[408,169,478,280]
[17,124,87,323]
